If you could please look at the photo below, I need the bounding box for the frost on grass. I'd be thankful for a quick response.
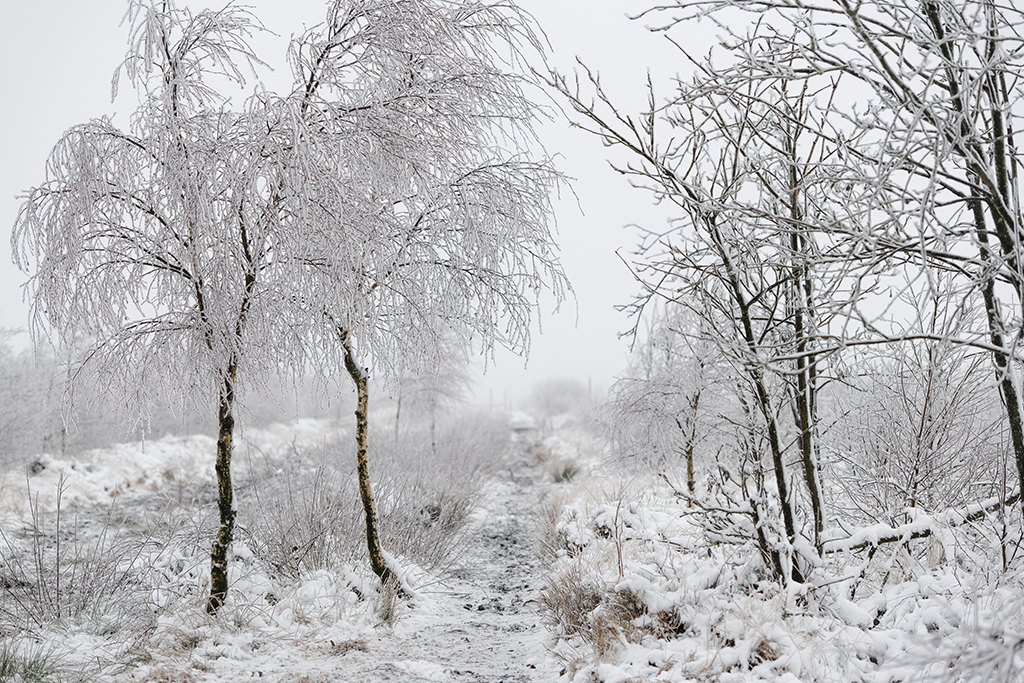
[0,413,504,681]
[537,433,1024,683]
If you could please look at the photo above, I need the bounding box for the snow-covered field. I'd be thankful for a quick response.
[4,413,1024,682]
[0,414,565,682]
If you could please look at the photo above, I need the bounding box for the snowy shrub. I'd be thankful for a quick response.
[827,344,1006,529]
[0,475,154,634]
[242,455,360,580]
[538,439,1024,683]
[533,432,603,485]
[375,409,505,570]
[244,408,505,578]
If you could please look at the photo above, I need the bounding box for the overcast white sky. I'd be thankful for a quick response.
[0,0,684,408]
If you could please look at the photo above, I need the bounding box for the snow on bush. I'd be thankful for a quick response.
[538,434,1024,683]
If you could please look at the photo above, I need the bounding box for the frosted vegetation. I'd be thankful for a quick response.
[12,0,566,613]
[0,397,516,681]
[4,0,1024,681]
[539,0,1024,679]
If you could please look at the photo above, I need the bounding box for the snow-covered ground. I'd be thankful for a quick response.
[0,417,564,682]
[534,430,1024,683]
[5,415,1024,683]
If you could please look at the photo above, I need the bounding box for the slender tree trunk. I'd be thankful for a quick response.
[340,328,394,585]
[394,393,402,448]
[687,390,700,499]
[926,0,1024,514]
[749,494,785,580]
[792,245,824,551]
[713,223,803,582]
[968,187,1024,516]
[207,364,237,614]
[674,387,701,508]
[714,227,800,548]
[979,274,1024,513]
[785,123,825,552]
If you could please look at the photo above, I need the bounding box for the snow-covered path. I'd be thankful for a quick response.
[131,433,566,683]
[327,436,560,682]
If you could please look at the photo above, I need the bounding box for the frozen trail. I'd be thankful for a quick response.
[10,421,562,683]
[317,435,560,682]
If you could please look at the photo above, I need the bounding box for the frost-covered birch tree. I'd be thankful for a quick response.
[278,0,567,589]
[13,0,566,613]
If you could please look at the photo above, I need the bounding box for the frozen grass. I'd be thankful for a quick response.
[536,429,1024,683]
[0,474,154,636]
[243,408,506,578]
[0,639,66,682]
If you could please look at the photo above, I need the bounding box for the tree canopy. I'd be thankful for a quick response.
[13,0,567,611]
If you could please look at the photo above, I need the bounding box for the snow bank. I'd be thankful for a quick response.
[538,433,1024,683]
[0,419,346,524]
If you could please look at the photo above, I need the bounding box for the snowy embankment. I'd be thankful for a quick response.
[0,414,565,682]
[0,419,341,519]
[534,430,1024,683]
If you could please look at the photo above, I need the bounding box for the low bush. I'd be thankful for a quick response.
[244,408,507,578]
[0,475,153,634]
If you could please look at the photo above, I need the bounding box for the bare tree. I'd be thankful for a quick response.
[14,0,566,612]
[547,1,1024,589]
[631,0,1024,510]
[14,2,272,612]
[548,68,859,575]
[604,306,716,490]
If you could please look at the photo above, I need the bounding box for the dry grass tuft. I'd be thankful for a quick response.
[533,439,583,484]
[328,637,369,656]
[136,666,199,683]
[0,475,155,635]
[541,560,605,639]
[244,409,506,580]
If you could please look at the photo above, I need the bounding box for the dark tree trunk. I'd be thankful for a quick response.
[674,387,701,508]
[714,227,799,548]
[207,364,237,614]
[686,389,700,500]
[791,247,824,552]
[340,328,394,585]
[784,120,824,552]
[713,222,803,583]
[925,0,1024,515]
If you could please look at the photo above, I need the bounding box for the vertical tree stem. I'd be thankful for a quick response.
[340,328,393,585]
[207,363,237,614]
